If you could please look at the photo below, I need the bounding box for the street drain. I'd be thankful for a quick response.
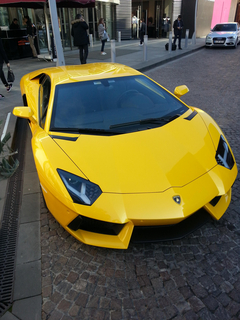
[0,118,27,316]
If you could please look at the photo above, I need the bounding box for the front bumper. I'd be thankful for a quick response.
[205,38,237,47]
[41,163,237,249]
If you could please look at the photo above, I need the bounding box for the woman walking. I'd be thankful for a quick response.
[23,16,38,58]
[98,18,107,55]
[0,36,12,97]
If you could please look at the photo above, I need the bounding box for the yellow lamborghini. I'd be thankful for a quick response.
[13,63,238,249]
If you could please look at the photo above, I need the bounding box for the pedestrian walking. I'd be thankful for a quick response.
[71,13,89,64]
[173,15,184,50]
[23,16,38,58]
[0,36,12,97]
[139,19,146,45]
[98,18,108,55]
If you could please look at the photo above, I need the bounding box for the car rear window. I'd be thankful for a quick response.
[50,75,188,134]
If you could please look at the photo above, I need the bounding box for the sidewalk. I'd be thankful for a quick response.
[0,37,205,320]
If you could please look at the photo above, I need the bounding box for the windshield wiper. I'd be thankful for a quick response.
[50,127,122,135]
[110,114,180,129]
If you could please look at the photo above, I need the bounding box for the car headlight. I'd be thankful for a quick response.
[206,36,212,40]
[57,169,102,205]
[227,36,237,40]
[215,135,234,170]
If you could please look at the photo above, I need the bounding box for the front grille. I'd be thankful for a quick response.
[68,215,125,235]
[213,37,226,44]
[131,208,211,243]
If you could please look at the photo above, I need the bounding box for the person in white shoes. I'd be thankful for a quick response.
[98,18,108,55]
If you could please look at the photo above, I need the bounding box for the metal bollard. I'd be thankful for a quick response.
[185,29,189,48]
[192,31,196,45]
[143,35,148,61]
[89,34,93,47]
[168,31,172,52]
[111,39,116,63]
[118,31,121,42]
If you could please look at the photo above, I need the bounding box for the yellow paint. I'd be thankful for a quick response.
[12,63,238,249]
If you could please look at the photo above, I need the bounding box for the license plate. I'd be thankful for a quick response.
[214,40,224,44]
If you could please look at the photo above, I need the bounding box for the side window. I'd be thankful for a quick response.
[39,76,51,128]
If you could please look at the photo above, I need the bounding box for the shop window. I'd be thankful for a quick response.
[0,8,9,27]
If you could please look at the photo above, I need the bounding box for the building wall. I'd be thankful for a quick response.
[181,0,238,39]
[116,0,132,39]
[211,0,232,27]
[196,0,214,38]
[172,0,182,23]
[181,0,196,38]
[227,0,238,21]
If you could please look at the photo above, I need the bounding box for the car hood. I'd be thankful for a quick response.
[54,113,217,193]
[208,31,237,37]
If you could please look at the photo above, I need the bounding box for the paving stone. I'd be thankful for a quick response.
[58,299,72,312]
[14,260,41,300]
[202,296,219,311]
[42,300,55,314]
[48,310,63,320]
[12,295,41,320]
[16,221,41,264]
[188,296,205,313]
[0,312,19,320]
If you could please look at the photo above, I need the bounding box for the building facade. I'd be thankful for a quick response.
[0,0,240,59]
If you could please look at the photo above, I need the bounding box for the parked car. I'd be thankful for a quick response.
[205,22,240,48]
[13,63,238,249]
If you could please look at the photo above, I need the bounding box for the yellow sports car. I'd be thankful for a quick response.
[13,63,238,249]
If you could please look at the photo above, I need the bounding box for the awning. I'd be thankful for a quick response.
[0,0,95,8]
[56,0,95,8]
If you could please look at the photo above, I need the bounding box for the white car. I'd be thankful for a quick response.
[205,22,240,48]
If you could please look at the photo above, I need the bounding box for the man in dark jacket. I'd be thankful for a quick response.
[71,14,89,64]
[10,19,20,30]
[139,19,146,45]
[0,37,12,97]
[173,15,184,49]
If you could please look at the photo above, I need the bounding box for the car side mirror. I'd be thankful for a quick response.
[13,106,34,119]
[174,85,189,98]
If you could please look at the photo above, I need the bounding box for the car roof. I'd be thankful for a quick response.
[28,63,142,86]
[215,22,237,25]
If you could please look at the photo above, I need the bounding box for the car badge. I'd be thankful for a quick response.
[173,196,181,204]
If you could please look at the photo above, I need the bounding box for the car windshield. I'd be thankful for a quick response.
[212,24,237,32]
[50,75,188,135]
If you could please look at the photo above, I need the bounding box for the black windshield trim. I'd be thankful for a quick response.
[50,135,78,141]
[50,127,123,136]
[184,110,198,121]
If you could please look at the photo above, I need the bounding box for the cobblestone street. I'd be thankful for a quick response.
[41,47,240,320]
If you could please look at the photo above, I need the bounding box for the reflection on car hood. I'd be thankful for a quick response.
[54,114,217,193]
[208,31,237,37]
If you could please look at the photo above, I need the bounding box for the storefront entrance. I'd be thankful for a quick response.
[131,0,173,39]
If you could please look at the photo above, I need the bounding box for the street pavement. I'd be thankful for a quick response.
[6,37,240,320]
